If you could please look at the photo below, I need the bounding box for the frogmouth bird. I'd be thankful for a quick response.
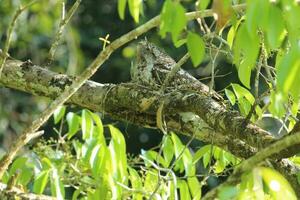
[131,40,223,101]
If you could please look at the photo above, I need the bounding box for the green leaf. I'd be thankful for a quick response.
[162,135,174,167]
[50,168,65,200]
[72,189,82,200]
[118,0,127,20]
[238,61,252,89]
[90,144,106,177]
[193,145,211,164]
[245,0,270,35]
[233,23,259,88]
[203,152,211,168]
[144,169,159,192]
[277,45,300,100]
[171,133,194,175]
[231,84,255,104]
[33,170,49,194]
[82,109,94,140]
[66,112,81,139]
[238,97,252,116]
[187,177,201,200]
[178,180,191,200]
[225,89,236,105]
[160,0,187,43]
[187,32,205,67]
[90,112,104,138]
[227,26,235,49]
[198,0,210,11]
[282,1,300,44]
[108,125,128,185]
[227,18,243,49]
[266,6,285,49]
[142,150,168,168]
[82,138,98,164]
[90,112,106,145]
[9,157,28,175]
[128,167,143,200]
[128,0,141,23]
[53,106,66,124]
[260,167,297,200]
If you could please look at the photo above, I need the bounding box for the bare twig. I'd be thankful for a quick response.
[0,0,39,77]
[160,53,190,93]
[47,0,81,65]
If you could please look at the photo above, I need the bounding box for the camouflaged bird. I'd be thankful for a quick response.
[131,40,223,101]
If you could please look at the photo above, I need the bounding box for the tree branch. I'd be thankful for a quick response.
[0,3,247,179]
[0,182,56,200]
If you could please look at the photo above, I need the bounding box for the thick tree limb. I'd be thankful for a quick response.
[0,182,56,200]
[1,59,300,197]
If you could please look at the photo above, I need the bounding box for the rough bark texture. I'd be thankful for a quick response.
[1,59,300,197]
[0,182,56,200]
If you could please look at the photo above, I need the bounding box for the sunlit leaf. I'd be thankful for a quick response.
[128,0,141,23]
[108,125,128,187]
[266,5,286,49]
[171,133,195,176]
[53,106,66,124]
[198,0,210,11]
[142,150,168,168]
[277,45,300,100]
[231,84,255,104]
[160,0,187,43]
[118,0,127,20]
[233,23,259,88]
[187,32,205,67]
[162,135,174,167]
[225,89,236,105]
[178,180,191,200]
[50,168,65,200]
[259,167,297,200]
[128,167,143,200]
[193,145,211,164]
[187,177,201,200]
[245,0,270,35]
[33,170,49,194]
[66,112,81,139]
[144,169,159,193]
[82,109,94,140]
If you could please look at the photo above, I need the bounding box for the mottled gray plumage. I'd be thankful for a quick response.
[131,40,223,101]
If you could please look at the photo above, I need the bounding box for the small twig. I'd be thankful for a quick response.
[209,37,223,93]
[243,33,265,124]
[0,0,39,77]
[198,71,232,81]
[159,53,190,93]
[47,0,81,65]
